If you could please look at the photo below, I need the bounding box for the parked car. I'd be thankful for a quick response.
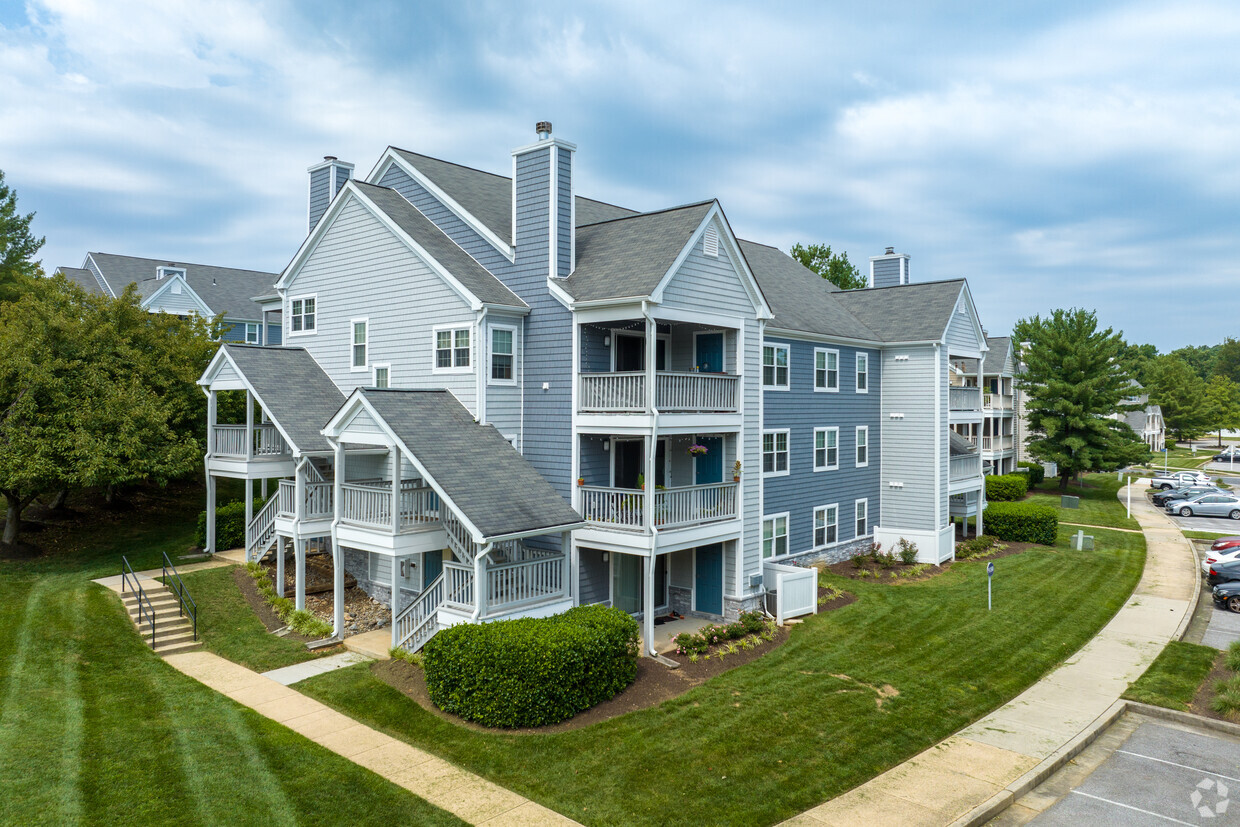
[1202,543,1240,575]
[1213,581,1240,613]
[1164,492,1240,519]
[1207,558,1240,586]
[1210,536,1240,552]
[1153,485,1223,507]
[1214,449,1240,462]
[1149,471,1211,490]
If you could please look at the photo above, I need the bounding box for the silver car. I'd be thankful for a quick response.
[1165,492,1240,519]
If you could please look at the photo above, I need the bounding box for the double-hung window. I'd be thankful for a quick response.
[762,430,789,476]
[815,348,839,391]
[351,319,368,370]
[814,504,838,547]
[763,344,789,389]
[489,326,515,384]
[244,323,260,344]
[855,499,869,537]
[289,296,316,334]
[762,514,789,559]
[856,426,869,467]
[434,326,471,371]
[856,353,869,393]
[814,427,839,471]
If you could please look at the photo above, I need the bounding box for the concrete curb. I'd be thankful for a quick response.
[1175,536,1203,642]
[1127,701,1240,739]
[950,700,1128,827]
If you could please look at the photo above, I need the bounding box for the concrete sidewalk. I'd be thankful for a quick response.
[164,650,578,826]
[783,482,1197,826]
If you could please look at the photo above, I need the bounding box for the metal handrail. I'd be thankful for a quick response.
[121,555,156,647]
[161,552,198,641]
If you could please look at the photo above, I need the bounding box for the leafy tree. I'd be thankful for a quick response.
[1203,375,1240,447]
[1115,340,1158,386]
[0,169,45,304]
[789,242,866,290]
[1170,344,1219,381]
[1215,338,1240,385]
[1015,308,1150,490]
[0,278,214,547]
[1145,355,1209,442]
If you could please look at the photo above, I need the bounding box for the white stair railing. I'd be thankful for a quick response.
[246,495,280,562]
[442,510,480,563]
[392,572,444,653]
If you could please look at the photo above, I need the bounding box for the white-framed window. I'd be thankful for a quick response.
[856,426,869,467]
[814,504,839,547]
[856,353,869,393]
[434,325,471,372]
[289,295,316,335]
[244,323,260,344]
[372,364,390,389]
[762,429,789,476]
[489,325,516,385]
[762,344,789,389]
[814,427,839,471]
[855,498,869,538]
[815,348,839,392]
[762,514,789,559]
[350,318,368,371]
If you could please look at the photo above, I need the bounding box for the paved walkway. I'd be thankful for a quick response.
[261,651,374,685]
[93,557,234,591]
[163,650,578,826]
[784,481,1198,826]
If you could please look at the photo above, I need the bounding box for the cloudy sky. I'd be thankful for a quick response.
[2,0,1236,350]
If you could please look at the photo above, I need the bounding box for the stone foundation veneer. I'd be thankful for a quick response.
[342,548,391,607]
[779,536,874,568]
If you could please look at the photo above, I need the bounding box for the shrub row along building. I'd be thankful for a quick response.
[64,124,1028,656]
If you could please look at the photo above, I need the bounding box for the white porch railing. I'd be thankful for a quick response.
[276,479,334,521]
[581,486,645,529]
[442,561,476,611]
[486,556,564,610]
[393,573,443,653]
[213,425,247,457]
[950,455,981,481]
[253,424,285,455]
[212,423,288,458]
[245,495,280,562]
[949,387,982,412]
[981,435,1014,453]
[982,393,1012,411]
[579,373,645,412]
[655,482,738,528]
[655,372,738,412]
[339,481,438,533]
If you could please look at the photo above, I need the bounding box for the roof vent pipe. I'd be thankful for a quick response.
[536,121,552,141]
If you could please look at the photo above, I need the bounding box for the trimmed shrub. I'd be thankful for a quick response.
[1018,461,1045,487]
[982,501,1057,545]
[985,474,1028,502]
[422,605,639,728]
[195,498,267,549]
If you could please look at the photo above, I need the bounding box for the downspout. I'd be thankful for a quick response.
[933,343,942,559]
[643,301,660,657]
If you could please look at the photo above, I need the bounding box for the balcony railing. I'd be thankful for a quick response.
[276,479,334,521]
[981,435,1014,453]
[579,371,739,413]
[581,482,739,531]
[983,393,1012,411]
[212,423,288,459]
[950,455,982,481]
[339,481,439,533]
[949,387,982,412]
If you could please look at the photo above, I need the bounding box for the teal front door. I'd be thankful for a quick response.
[696,332,724,373]
[695,544,723,615]
[695,436,724,485]
[423,550,442,589]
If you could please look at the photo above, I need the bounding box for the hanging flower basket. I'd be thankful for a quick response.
[688,444,709,457]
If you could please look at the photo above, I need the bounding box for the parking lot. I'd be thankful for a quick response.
[1028,719,1240,825]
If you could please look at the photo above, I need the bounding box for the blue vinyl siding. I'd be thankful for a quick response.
[218,321,249,343]
[557,148,572,278]
[265,322,282,346]
[762,336,881,555]
[871,257,902,288]
[309,166,332,232]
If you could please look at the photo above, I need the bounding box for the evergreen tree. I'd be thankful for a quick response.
[0,169,45,304]
[1015,308,1150,490]
[1203,375,1240,447]
[1215,338,1240,385]
[1145,355,1209,442]
[789,242,867,290]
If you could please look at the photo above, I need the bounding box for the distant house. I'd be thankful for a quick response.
[55,253,281,345]
[1114,382,1165,452]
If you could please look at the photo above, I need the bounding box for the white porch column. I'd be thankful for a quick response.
[977,490,984,538]
[643,554,656,657]
[275,536,285,597]
[244,478,254,552]
[331,440,345,638]
[206,390,217,455]
[205,473,217,554]
[261,478,268,500]
[294,538,306,611]
[391,447,401,534]
[245,389,254,461]
[391,553,401,649]
[563,532,574,604]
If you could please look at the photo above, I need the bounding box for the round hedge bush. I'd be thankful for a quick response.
[422,604,639,728]
[985,473,1028,502]
[1018,461,1045,487]
[195,498,266,549]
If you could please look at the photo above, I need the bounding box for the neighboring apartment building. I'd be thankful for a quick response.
[196,124,989,657]
[56,253,281,344]
[1114,382,1166,452]
[950,336,1019,476]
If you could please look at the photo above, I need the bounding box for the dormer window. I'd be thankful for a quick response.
[156,266,186,281]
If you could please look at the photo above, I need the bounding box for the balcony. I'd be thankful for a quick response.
[949,387,982,412]
[981,435,1014,453]
[441,552,567,619]
[950,455,982,482]
[276,479,334,522]
[579,372,739,414]
[212,423,289,459]
[982,393,1012,411]
[580,482,738,531]
[339,480,440,533]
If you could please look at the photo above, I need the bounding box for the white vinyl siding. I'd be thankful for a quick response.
[815,348,839,392]
[814,427,839,471]
[763,344,789,389]
[814,504,839,547]
[762,513,788,559]
[763,430,789,477]
[856,425,869,467]
[289,295,316,335]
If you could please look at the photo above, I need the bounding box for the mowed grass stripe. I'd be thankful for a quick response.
[58,583,87,825]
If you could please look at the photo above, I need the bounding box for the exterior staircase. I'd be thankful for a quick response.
[122,583,200,656]
[246,494,280,563]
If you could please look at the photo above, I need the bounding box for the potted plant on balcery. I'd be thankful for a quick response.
[733,460,741,482]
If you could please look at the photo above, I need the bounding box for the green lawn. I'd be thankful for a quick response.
[0,484,463,827]
[296,528,1146,827]
[1025,473,1140,530]
[1183,530,1238,540]
[1123,641,1218,711]
[177,566,326,673]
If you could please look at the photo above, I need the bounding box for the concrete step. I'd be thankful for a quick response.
[127,612,192,631]
[152,639,201,656]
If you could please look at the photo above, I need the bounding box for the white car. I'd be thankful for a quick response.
[1150,471,1211,490]
[1203,546,1240,575]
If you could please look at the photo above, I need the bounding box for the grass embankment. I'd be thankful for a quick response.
[298,527,1146,827]
[0,484,464,827]
[1025,473,1141,530]
[1123,641,1219,711]
[1184,530,1237,541]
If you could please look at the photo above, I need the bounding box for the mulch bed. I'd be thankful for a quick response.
[822,541,1040,583]
[1188,650,1240,725]
[818,586,858,610]
[231,566,327,647]
[372,623,793,733]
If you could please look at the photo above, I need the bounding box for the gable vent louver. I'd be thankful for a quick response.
[703,225,719,258]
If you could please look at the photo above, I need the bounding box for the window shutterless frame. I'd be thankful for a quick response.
[855,498,868,538]
[762,513,790,560]
[350,318,368,371]
[856,425,869,467]
[762,344,789,390]
[288,294,317,336]
[814,427,839,471]
[488,324,517,385]
[814,504,839,548]
[856,352,869,393]
[432,324,472,374]
[814,348,839,392]
[372,363,391,389]
[244,323,260,344]
[762,429,790,477]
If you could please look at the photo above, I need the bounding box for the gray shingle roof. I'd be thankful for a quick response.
[362,389,583,539]
[832,279,967,343]
[222,345,344,454]
[982,337,1013,375]
[55,267,104,295]
[949,430,976,456]
[391,148,637,244]
[352,182,527,309]
[739,240,881,341]
[561,202,714,302]
[87,252,277,321]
